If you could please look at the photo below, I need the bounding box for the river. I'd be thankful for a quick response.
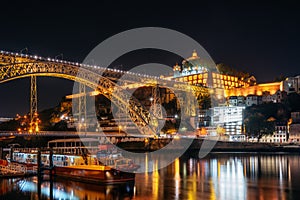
[1,152,300,199]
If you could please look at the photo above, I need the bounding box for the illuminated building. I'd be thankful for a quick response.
[274,121,289,143]
[225,82,283,97]
[173,50,253,90]
[211,106,245,141]
[172,51,299,103]
[261,121,289,143]
[226,76,299,98]
[289,124,300,143]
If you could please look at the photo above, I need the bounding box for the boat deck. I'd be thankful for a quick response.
[63,164,111,171]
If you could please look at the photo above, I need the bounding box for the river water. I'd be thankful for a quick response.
[1,152,300,200]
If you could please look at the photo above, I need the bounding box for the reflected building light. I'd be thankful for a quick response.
[210,159,218,178]
[175,158,180,180]
[187,172,197,200]
[174,158,180,200]
[211,158,247,200]
[152,160,159,199]
[183,162,187,178]
[279,158,283,187]
[197,162,200,178]
[189,159,193,175]
[145,153,149,182]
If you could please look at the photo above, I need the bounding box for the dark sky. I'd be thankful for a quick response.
[0,1,300,117]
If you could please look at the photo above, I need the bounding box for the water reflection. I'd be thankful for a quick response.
[134,152,300,200]
[2,153,300,199]
[0,177,134,199]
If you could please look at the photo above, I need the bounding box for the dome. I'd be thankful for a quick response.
[182,50,217,73]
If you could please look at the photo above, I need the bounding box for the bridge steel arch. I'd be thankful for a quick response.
[0,51,210,135]
[0,55,154,134]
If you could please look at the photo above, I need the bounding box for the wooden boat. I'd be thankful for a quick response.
[9,138,139,184]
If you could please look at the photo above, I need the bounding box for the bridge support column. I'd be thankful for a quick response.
[30,75,38,133]
[78,83,87,133]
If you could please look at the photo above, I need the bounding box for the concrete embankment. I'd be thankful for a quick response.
[117,138,300,153]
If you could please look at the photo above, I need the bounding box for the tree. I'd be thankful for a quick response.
[244,114,275,139]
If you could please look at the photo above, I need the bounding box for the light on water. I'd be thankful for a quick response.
[1,152,300,199]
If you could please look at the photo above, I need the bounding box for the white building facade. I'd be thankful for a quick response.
[211,106,245,141]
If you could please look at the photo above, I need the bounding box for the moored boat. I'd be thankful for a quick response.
[8,138,139,183]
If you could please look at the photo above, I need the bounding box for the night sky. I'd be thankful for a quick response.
[0,1,299,117]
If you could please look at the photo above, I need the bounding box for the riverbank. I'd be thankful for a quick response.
[117,138,300,153]
[1,136,300,154]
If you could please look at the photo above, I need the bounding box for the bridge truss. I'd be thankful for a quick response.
[0,51,209,135]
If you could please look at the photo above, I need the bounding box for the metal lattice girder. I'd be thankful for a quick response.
[30,75,37,131]
[78,83,87,133]
[0,61,154,134]
[0,51,209,135]
[0,52,209,99]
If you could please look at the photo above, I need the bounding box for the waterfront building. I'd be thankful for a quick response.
[260,121,289,143]
[289,124,300,143]
[273,121,289,143]
[210,106,245,141]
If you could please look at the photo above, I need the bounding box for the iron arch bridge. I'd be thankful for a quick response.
[0,50,208,135]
